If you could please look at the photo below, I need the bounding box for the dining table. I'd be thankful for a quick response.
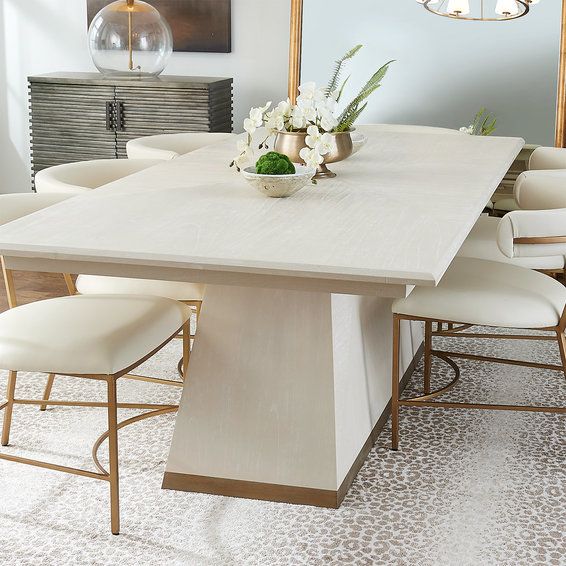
[0,126,524,508]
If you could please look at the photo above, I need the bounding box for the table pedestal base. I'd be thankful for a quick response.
[163,285,423,507]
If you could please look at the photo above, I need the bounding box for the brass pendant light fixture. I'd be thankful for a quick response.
[416,0,541,22]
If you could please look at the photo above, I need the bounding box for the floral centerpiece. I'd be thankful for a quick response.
[231,46,393,178]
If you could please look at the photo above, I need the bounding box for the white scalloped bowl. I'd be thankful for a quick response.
[241,165,316,198]
[350,131,368,155]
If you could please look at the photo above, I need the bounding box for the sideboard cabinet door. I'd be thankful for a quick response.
[114,79,233,158]
[29,81,116,179]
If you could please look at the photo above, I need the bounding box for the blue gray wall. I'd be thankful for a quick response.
[302,0,561,145]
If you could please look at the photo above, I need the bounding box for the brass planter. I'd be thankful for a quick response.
[273,130,353,179]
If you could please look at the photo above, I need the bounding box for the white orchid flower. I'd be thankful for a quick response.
[291,106,307,130]
[265,110,285,132]
[244,102,272,134]
[298,81,317,98]
[243,118,258,135]
[316,132,333,156]
[296,95,314,111]
[305,126,332,156]
[276,99,292,116]
[303,105,317,122]
[233,138,253,170]
[459,125,474,135]
[318,96,337,114]
[305,125,321,148]
[319,108,338,132]
[298,82,326,104]
[299,146,324,169]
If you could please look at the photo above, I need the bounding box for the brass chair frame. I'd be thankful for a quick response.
[0,257,190,534]
[391,234,566,451]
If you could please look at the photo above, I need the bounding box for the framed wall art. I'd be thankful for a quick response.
[87,0,232,53]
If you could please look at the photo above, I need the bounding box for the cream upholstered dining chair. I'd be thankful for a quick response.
[459,150,566,280]
[126,132,235,160]
[390,208,566,450]
[489,146,566,216]
[34,158,162,194]
[0,193,191,534]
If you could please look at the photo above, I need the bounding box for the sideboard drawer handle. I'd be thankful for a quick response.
[105,101,114,131]
[116,101,125,132]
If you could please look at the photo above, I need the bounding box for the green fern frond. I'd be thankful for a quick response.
[336,60,394,131]
[336,102,368,133]
[336,75,350,103]
[471,108,497,136]
[325,44,363,97]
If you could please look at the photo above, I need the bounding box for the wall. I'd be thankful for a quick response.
[0,0,290,193]
[2,1,562,194]
[302,0,561,146]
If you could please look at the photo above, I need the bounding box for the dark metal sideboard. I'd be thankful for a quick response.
[28,72,233,187]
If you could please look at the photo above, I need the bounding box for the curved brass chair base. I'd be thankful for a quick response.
[391,312,566,451]
[177,357,185,380]
[400,351,461,403]
[92,405,178,475]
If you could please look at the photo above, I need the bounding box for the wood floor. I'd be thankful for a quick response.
[0,271,69,312]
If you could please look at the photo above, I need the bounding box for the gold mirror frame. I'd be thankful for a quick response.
[288,0,566,147]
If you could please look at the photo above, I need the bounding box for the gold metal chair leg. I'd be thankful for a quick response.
[556,330,566,379]
[39,373,56,412]
[2,371,17,446]
[106,377,120,536]
[424,321,432,395]
[391,316,401,451]
[181,321,190,381]
[1,258,17,309]
[63,273,77,295]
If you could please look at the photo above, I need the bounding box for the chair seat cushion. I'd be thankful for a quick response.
[393,257,566,329]
[0,295,191,375]
[75,275,205,301]
[458,215,565,270]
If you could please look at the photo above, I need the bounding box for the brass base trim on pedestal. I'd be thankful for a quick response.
[162,343,424,508]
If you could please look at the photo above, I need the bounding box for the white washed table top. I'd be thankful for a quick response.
[0,126,523,290]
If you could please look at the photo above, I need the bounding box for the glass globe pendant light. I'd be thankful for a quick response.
[88,0,173,78]
[416,0,540,21]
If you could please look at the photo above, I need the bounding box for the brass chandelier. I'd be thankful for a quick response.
[416,0,541,21]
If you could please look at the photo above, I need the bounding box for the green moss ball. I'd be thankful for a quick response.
[256,152,296,175]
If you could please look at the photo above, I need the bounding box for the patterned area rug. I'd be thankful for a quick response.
[0,328,564,566]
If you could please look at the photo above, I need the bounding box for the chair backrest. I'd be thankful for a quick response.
[497,208,566,259]
[529,147,566,171]
[126,132,235,160]
[514,170,566,210]
[34,159,161,194]
[0,193,74,308]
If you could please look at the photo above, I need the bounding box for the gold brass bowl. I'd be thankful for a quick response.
[273,131,353,179]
